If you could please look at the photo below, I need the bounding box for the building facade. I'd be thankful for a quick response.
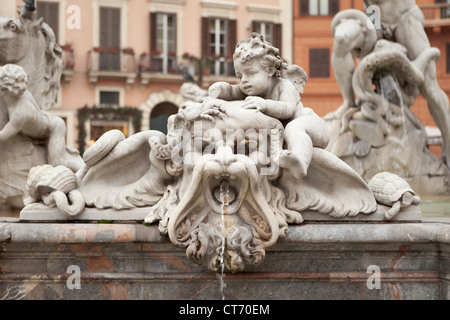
[1,0,293,152]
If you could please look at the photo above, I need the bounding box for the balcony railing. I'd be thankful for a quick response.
[420,3,450,27]
[138,52,179,74]
[87,47,138,88]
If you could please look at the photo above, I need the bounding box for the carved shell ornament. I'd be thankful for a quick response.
[24,165,85,216]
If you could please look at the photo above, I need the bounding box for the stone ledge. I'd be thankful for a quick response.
[2,220,449,245]
[19,202,422,222]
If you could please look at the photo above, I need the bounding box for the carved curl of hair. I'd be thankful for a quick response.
[40,23,63,110]
[233,32,287,77]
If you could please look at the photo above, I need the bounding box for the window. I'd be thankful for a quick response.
[253,22,273,45]
[99,91,120,106]
[99,7,121,71]
[36,1,59,42]
[300,0,340,16]
[309,48,330,78]
[90,89,128,145]
[201,17,237,76]
[150,13,177,74]
[252,21,282,55]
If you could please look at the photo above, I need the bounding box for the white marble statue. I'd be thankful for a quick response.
[22,33,421,271]
[0,64,82,171]
[0,5,82,211]
[326,1,450,194]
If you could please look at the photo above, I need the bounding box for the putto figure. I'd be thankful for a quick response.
[0,64,82,171]
[208,33,328,179]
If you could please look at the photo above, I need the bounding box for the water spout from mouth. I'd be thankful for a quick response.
[218,182,229,300]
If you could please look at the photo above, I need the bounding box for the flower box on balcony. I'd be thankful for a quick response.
[93,46,105,53]
[60,44,73,52]
[108,47,120,55]
[123,48,135,55]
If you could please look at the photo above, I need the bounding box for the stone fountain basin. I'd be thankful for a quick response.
[0,219,449,300]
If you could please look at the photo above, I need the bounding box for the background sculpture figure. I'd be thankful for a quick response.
[326,1,450,194]
[0,64,82,171]
[0,4,80,212]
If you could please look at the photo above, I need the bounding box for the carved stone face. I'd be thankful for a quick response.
[234,59,272,97]
[152,101,288,271]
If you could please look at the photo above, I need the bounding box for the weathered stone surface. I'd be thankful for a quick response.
[0,220,449,300]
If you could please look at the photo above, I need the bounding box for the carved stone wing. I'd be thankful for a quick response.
[280,148,377,217]
[78,130,170,209]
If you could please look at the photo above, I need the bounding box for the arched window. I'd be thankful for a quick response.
[150,102,178,134]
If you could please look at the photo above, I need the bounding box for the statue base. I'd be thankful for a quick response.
[1,218,449,300]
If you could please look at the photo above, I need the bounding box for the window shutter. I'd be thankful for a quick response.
[228,19,237,56]
[273,23,282,55]
[99,7,121,71]
[201,17,210,57]
[173,14,177,54]
[111,8,121,49]
[251,21,259,33]
[309,48,330,78]
[330,0,340,16]
[37,2,59,43]
[446,43,450,74]
[150,12,157,53]
[300,0,309,16]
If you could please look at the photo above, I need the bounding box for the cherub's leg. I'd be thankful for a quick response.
[280,112,330,179]
[279,125,313,179]
[47,116,83,171]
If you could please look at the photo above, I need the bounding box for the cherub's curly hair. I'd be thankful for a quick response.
[233,33,287,77]
[0,64,28,96]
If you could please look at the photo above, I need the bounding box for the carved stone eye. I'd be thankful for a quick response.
[9,23,17,32]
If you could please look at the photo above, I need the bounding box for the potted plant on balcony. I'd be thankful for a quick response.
[151,49,162,59]
[108,47,120,55]
[60,44,72,52]
[225,53,233,63]
[123,47,135,55]
[93,46,105,54]
[211,52,222,61]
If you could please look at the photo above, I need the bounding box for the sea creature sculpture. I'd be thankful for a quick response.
[368,172,421,220]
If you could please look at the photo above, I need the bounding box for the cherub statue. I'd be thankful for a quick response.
[207,33,329,179]
[0,64,82,171]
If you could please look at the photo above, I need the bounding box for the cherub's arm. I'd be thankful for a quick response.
[242,80,299,120]
[208,82,246,101]
[0,111,23,141]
